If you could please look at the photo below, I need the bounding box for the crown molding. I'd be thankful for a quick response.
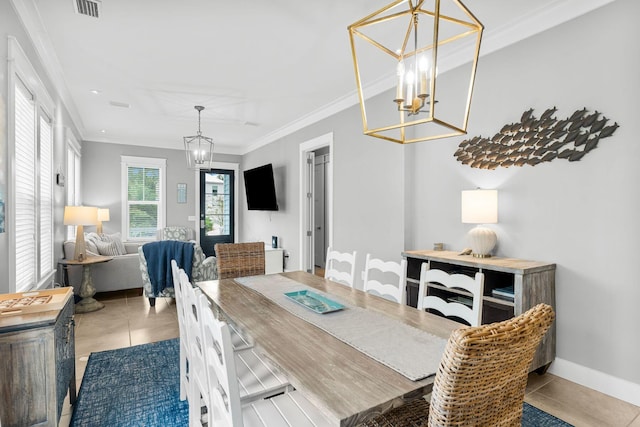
[14,0,616,154]
[242,0,617,154]
[11,0,86,138]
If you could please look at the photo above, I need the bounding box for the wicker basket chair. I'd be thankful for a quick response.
[215,242,266,279]
[361,303,555,427]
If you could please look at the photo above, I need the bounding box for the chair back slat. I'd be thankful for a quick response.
[199,292,242,427]
[324,247,357,287]
[418,264,485,326]
[363,254,407,304]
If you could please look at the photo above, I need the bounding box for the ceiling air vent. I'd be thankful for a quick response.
[74,0,101,18]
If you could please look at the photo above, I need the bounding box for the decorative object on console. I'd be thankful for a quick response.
[184,105,214,169]
[454,107,620,168]
[461,189,497,258]
[64,206,98,261]
[97,208,110,234]
[348,0,483,144]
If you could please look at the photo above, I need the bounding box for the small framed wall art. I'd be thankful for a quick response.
[177,183,187,204]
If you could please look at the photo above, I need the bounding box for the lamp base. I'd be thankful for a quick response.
[467,225,497,258]
[74,225,87,261]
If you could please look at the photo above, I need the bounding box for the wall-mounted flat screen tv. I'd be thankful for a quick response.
[244,163,279,211]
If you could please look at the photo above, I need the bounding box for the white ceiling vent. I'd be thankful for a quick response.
[74,0,101,18]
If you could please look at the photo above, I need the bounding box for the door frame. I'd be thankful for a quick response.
[299,133,334,272]
[193,162,239,245]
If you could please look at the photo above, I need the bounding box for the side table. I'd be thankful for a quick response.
[59,255,114,313]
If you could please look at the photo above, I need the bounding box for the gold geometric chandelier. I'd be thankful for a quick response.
[348,0,483,144]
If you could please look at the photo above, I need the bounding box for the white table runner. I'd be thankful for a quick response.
[235,274,447,381]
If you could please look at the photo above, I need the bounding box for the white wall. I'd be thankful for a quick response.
[240,0,640,404]
[0,2,81,293]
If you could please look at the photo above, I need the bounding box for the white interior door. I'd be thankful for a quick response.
[314,154,328,268]
[299,133,333,273]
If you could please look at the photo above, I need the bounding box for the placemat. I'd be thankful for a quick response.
[235,275,446,381]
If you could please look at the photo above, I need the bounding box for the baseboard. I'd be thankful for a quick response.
[548,358,640,407]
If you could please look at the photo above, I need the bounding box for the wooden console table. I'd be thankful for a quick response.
[402,250,556,373]
[0,287,76,426]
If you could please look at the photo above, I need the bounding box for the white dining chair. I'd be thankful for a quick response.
[417,263,485,326]
[171,260,190,401]
[362,254,407,304]
[202,298,334,427]
[324,247,357,287]
[190,290,293,426]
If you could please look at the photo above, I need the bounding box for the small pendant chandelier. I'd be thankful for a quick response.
[348,0,483,144]
[184,105,214,168]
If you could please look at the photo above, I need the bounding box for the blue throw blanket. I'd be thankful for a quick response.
[143,241,195,296]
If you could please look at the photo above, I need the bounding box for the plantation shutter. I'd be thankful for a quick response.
[39,110,53,278]
[14,80,36,292]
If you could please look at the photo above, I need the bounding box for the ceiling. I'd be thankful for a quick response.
[15,0,612,155]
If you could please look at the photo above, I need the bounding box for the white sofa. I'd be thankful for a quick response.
[62,239,146,293]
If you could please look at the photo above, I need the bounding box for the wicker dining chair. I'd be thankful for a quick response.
[215,242,266,279]
[361,303,555,427]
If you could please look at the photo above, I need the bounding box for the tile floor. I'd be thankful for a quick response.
[60,289,640,427]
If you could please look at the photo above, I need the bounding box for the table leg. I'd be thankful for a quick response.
[75,264,105,313]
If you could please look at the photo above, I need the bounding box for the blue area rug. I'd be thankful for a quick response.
[70,339,188,426]
[71,338,572,426]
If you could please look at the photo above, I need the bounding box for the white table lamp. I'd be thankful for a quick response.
[461,189,498,258]
[97,208,110,234]
[64,206,98,261]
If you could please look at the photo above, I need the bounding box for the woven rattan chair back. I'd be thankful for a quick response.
[360,303,555,427]
[215,242,265,279]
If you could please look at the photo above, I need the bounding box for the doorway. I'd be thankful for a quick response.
[313,148,330,274]
[299,133,333,273]
[199,169,234,256]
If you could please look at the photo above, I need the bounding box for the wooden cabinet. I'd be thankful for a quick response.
[0,287,76,427]
[402,250,556,372]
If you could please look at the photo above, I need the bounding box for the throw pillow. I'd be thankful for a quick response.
[84,232,101,254]
[163,227,188,241]
[99,232,126,255]
[95,240,121,256]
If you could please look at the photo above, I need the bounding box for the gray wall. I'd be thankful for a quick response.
[240,98,405,276]
[81,140,241,237]
[407,0,639,385]
[0,2,81,293]
[239,0,640,398]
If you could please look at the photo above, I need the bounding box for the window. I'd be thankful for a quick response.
[121,156,166,240]
[66,133,82,240]
[9,37,55,292]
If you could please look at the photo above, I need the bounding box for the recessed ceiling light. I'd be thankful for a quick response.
[100,129,106,133]
[90,89,101,95]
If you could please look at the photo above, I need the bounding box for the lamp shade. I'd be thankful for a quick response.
[97,208,110,222]
[64,206,98,226]
[461,190,498,224]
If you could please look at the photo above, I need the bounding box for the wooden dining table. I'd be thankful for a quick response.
[197,271,460,427]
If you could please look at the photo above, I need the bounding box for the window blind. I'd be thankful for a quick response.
[39,111,53,278]
[14,80,36,292]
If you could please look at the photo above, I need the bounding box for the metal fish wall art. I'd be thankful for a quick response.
[454,107,619,169]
